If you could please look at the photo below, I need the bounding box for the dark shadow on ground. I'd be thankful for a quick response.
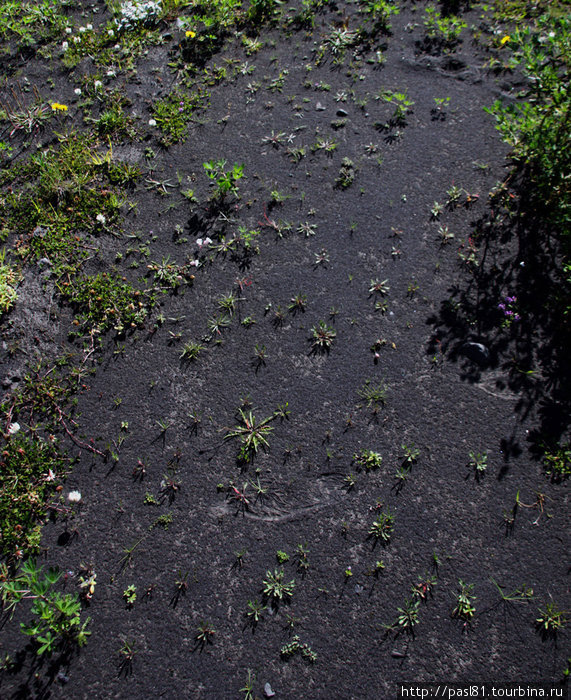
[427,171,571,463]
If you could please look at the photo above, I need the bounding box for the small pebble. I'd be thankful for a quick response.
[264,682,275,697]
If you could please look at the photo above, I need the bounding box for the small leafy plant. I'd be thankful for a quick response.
[276,550,290,564]
[412,573,437,601]
[452,580,476,621]
[423,6,466,51]
[0,560,91,655]
[262,568,295,603]
[353,449,382,471]
[203,159,245,200]
[118,638,137,675]
[123,584,137,608]
[280,635,317,662]
[369,278,390,296]
[401,444,420,466]
[378,90,414,125]
[195,621,216,648]
[309,321,336,353]
[368,506,395,544]
[335,157,357,189]
[469,450,488,476]
[396,598,420,631]
[536,601,568,633]
[296,544,310,572]
[246,599,266,626]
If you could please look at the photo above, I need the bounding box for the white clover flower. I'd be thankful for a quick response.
[74,88,82,96]
[87,24,93,30]
[106,69,116,77]
[62,41,69,51]
[189,259,200,267]
[74,36,81,43]
[96,213,106,225]
[7,422,20,435]
[67,490,82,503]
[196,238,203,247]
[94,80,103,89]
[148,118,157,126]
[79,26,86,33]
[108,29,115,37]
[66,27,72,34]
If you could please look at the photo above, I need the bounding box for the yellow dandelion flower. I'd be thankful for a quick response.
[500,36,511,45]
[51,103,68,112]
[185,30,196,39]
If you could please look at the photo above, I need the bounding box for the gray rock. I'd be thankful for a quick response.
[336,108,348,117]
[461,342,489,366]
[264,682,275,697]
[315,101,326,111]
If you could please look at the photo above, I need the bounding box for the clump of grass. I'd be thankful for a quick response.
[357,379,387,411]
[543,442,570,481]
[0,432,69,562]
[0,249,21,315]
[60,272,152,336]
[152,89,205,146]
[180,340,204,362]
[225,408,275,463]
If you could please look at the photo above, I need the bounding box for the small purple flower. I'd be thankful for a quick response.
[499,292,521,327]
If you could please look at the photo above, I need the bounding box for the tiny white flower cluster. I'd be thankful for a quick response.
[67,490,82,503]
[116,0,161,32]
[196,237,212,249]
[63,23,97,51]
[96,213,106,225]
